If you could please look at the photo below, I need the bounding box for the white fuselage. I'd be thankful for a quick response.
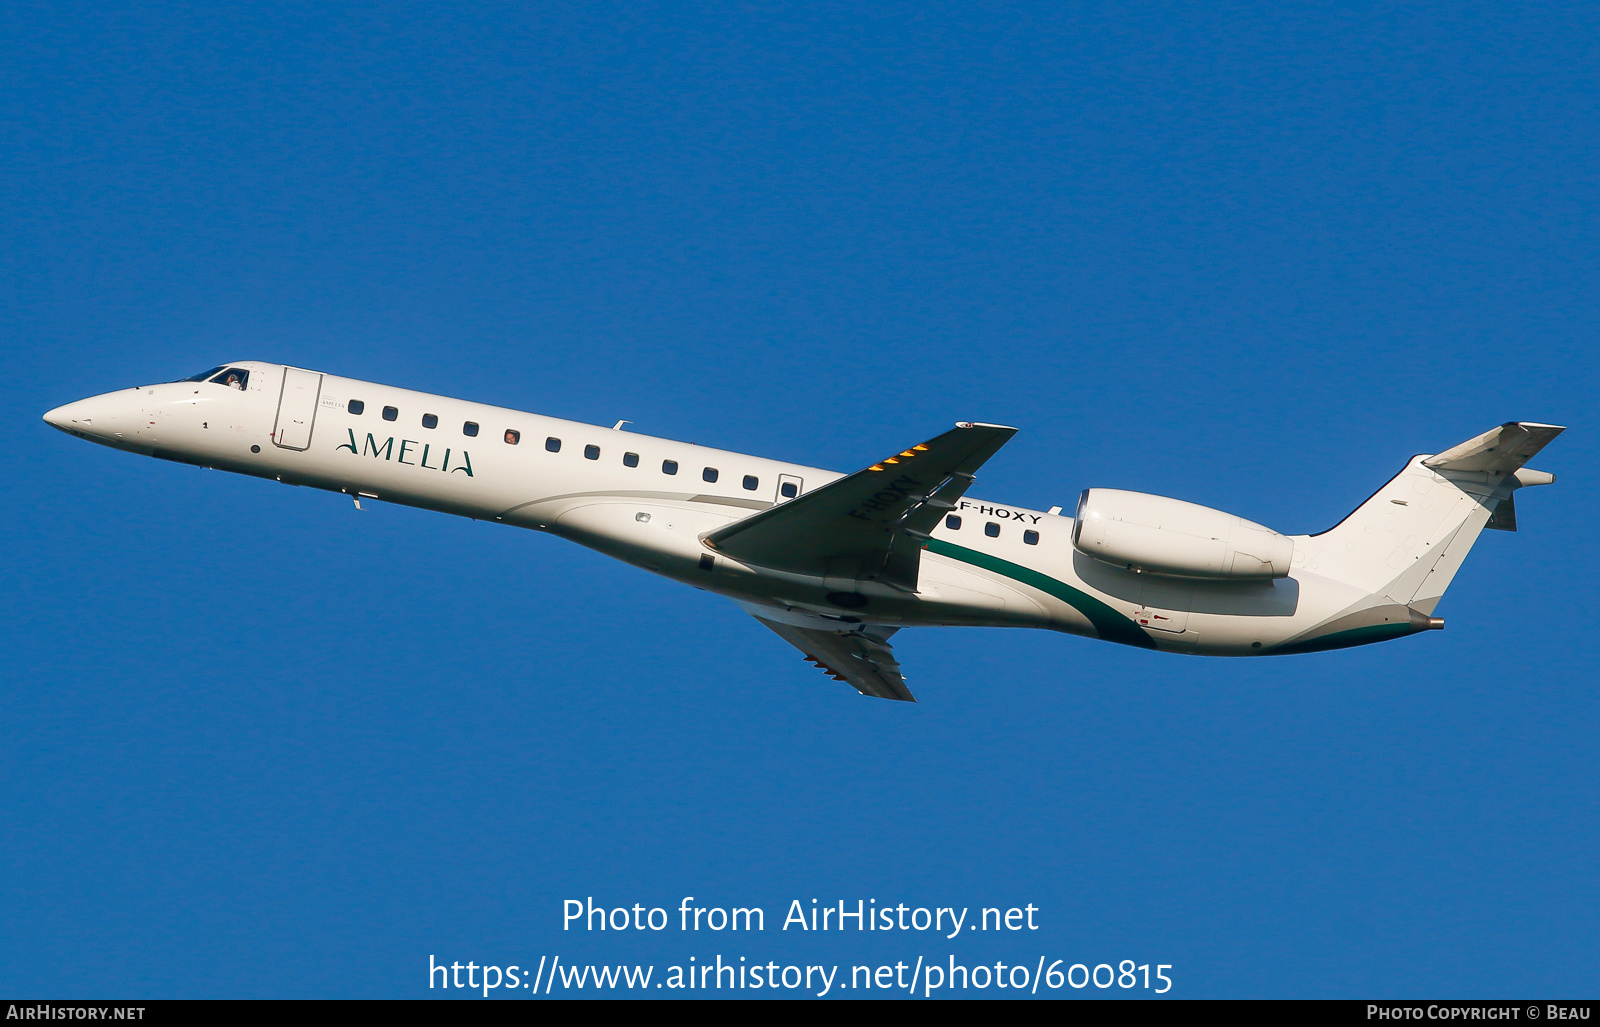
[45,361,1353,655]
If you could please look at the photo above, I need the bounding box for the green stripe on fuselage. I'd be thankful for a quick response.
[924,538,1156,649]
[1267,622,1420,655]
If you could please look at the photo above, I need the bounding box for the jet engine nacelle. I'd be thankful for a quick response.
[1072,488,1293,580]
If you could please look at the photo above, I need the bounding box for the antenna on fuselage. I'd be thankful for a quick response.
[612,420,631,431]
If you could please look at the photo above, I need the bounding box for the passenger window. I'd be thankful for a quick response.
[662,460,678,475]
[623,452,639,467]
[210,368,249,390]
[505,429,521,445]
[946,515,962,530]
[742,475,758,491]
[703,467,719,483]
[985,522,1000,537]
[1024,530,1040,545]
[422,413,438,429]
[463,421,479,437]
[781,482,798,499]
[348,399,365,415]
[545,436,560,452]
[585,444,600,460]
[383,406,398,421]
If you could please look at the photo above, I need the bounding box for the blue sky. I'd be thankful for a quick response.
[2,2,1596,998]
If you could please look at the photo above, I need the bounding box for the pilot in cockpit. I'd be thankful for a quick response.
[178,366,250,391]
[182,364,249,387]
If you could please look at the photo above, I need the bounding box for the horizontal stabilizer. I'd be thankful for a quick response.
[704,422,1017,593]
[1424,422,1565,475]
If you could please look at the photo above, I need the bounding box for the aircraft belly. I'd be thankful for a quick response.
[915,561,1055,628]
[533,499,1056,628]
[1155,571,1362,653]
[546,499,742,579]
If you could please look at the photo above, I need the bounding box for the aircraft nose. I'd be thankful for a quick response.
[43,393,131,439]
[43,399,91,432]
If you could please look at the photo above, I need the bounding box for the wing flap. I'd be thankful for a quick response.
[753,617,915,702]
[704,422,1017,592]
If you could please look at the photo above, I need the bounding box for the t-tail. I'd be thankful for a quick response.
[1277,422,1564,654]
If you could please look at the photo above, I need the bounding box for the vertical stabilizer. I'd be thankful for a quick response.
[1297,423,1562,615]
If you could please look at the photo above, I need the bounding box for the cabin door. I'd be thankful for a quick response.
[273,367,323,451]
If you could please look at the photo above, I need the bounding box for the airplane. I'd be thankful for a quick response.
[43,361,1563,702]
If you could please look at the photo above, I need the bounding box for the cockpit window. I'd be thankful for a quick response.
[208,368,249,390]
[179,365,228,382]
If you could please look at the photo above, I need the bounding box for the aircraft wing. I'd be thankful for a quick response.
[752,616,915,702]
[703,422,1017,593]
